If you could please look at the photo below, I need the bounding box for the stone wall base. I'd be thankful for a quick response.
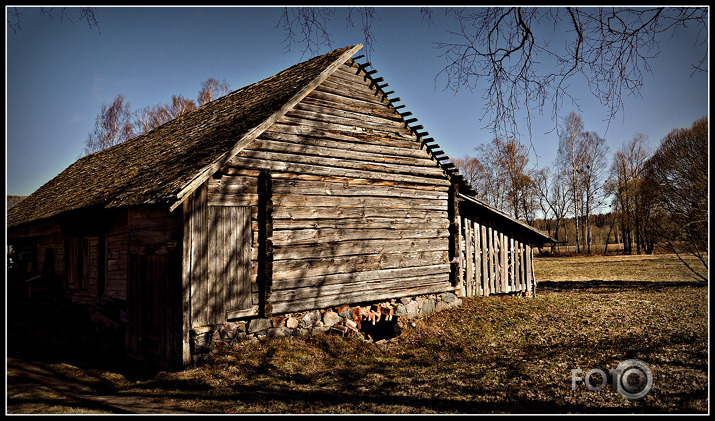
[190,292,462,363]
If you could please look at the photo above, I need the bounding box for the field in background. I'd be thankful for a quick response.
[534,253,708,283]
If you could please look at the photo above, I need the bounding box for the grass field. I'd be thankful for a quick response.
[535,253,708,283]
[6,254,709,414]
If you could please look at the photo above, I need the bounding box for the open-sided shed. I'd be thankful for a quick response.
[7,44,553,367]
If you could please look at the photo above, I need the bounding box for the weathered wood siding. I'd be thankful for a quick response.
[215,61,454,315]
[458,207,536,297]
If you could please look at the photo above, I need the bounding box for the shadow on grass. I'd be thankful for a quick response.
[538,280,707,293]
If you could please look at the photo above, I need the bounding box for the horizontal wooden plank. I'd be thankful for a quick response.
[269,282,456,315]
[235,149,446,179]
[272,250,449,279]
[273,238,449,261]
[284,107,410,136]
[226,157,451,186]
[271,194,447,211]
[272,218,448,231]
[273,206,448,221]
[266,120,420,150]
[270,273,451,303]
[250,137,438,168]
[301,92,397,121]
[207,193,258,207]
[272,227,450,246]
[258,128,428,159]
[269,172,449,192]
[271,178,449,200]
[276,114,411,140]
[271,263,450,291]
[310,80,394,111]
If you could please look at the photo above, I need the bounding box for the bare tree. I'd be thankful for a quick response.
[534,166,571,253]
[606,133,651,254]
[452,155,485,193]
[198,78,232,107]
[7,6,100,35]
[278,7,707,140]
[84,94,135,155]
[133,95,197,135]
[456,138,536,220]
[579,131,610,253]
[644,117,708,280]
[556,111,585,253]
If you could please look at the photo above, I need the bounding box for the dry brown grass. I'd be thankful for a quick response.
[534,253,707,283]
[6,254,709,414]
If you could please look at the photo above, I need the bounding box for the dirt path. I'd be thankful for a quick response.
[6,357,192,414]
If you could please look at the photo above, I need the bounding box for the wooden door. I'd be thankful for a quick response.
[206,205,252,324]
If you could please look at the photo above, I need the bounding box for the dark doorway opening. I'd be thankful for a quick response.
[360,317,402,342]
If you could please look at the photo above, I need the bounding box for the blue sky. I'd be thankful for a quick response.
[5,6,709,198]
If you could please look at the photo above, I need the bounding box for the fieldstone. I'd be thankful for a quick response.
[400,297,412,306]
[219,322,240,340]
[435,301,447,313]
[300,311,322,328]
[192,333,211,352]
[420,299,436,316]
[267,327,292,340]
[310,326,328,336]
[405,301,419,319]
[271,316,287,327]
[337,306,353,319]
[323,310,341,327]
[247,318,273,334]
[192,326,212,335]
[394,303,408,317]
[211,330,222,342]
[442,292,457,304]
[286,316,299,329]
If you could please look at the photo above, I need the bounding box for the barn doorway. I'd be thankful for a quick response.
[131,245,181,368]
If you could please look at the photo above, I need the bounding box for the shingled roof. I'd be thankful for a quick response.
[8,44,554,244]
[8,45,362,228]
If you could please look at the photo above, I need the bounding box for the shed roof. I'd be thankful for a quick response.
[8,45,362,228]
[458,193,556,244]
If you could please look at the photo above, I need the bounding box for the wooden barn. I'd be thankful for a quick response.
[7,44,553,368]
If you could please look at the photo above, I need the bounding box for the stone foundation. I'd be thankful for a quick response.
[190,292,462,362]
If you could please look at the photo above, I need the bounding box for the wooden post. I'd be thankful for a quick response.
[487,221,495,295]
[473,217,481,297]
[519,236,529,293]
[258,171,273,317]
[530,244,536,296]
[480,221,491,295]
[457,214,465,296]
[464,215,474,297]
[525,242,533,295]
[500,230,507,294]
[181,199,192,365]
[509,233,515,293]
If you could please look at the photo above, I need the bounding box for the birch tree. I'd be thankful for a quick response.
[84,94,135,155]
